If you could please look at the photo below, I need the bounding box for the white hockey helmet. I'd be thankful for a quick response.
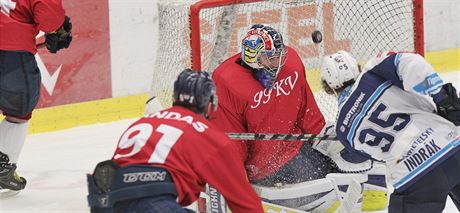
[320,50,360,90]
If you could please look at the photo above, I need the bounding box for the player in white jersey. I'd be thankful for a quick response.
[319,50,460,212]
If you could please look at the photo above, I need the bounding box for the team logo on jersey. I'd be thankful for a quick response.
[250,71,299,108]
[0,0,16,16]
[413,73,443,95]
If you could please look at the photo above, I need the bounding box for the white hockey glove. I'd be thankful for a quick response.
[312,125,373,173]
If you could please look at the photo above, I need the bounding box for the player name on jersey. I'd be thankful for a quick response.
[402,140,441,172]
[146,110,208,132]
[396,127,442,172]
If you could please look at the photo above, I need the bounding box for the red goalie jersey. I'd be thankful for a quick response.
[211,47,326,181]
[112,106,263,212]
[0,0,65,54]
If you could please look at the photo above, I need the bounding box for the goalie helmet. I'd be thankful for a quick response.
[241,24,287,89]
[320,50,360,90]
[173,69,217,114]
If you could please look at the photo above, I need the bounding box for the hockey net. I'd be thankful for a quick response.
[148,0,423,123]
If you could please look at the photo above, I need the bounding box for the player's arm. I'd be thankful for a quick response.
[298,69,326,134]
[211,74,249,163]
[32,0,66,32]
[33,0,72,53]
[298,83,326,134]
[198,141,264,213]
[368,52,460,125]
[394,53,460,125]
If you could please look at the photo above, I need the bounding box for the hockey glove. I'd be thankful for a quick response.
[313,139,373,173]
[45,16,73,53]
[435,83,460,126]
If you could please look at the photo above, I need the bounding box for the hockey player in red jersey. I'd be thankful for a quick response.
[212,24,332,182]
[87,69,264,213]
[0,0,72,192]
[211,24,340,210]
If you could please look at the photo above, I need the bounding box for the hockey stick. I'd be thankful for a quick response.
[226,132,337,141]
[36,42,46,49]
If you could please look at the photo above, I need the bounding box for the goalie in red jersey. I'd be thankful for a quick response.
[211,24,339,211]
[211,24,389,212]
[86,69,263,213]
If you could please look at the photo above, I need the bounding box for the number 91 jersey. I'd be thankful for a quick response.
[335,53,460,191]
[110,106,261,210]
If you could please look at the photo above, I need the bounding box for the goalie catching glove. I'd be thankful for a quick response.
[435,83,460,126]
[312,125,373,173]
[45,16,73,53]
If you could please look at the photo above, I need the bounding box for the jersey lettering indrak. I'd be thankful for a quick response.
[112,106,262,212]
[336,52,460,191]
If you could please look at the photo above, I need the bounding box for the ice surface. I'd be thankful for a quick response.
[1,72,459,213]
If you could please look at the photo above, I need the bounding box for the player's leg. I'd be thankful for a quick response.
[362,163,389,211]
[448,151,460,211]
[449,184,460,211]
[388,153,460,213]
[0,50,41,191]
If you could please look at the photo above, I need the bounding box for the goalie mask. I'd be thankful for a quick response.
[320,50,360,91]
[241,24,287,89]
[173,69,218,118]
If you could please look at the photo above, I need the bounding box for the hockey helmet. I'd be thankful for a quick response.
[241,24,287,74]
[320,50,360,90]
[173,69,217,114]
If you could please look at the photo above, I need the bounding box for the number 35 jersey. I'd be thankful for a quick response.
[335,52,460,191]
[111,106,263,212]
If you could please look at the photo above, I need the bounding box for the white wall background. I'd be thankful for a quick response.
[109,0,158,97]
[108,0,460,97]
[424,0,460,51]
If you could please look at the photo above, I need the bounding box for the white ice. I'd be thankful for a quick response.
[1,72,459,213]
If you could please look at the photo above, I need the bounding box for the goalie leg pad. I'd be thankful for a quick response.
[362,163,388,211]
[252,173,367,213]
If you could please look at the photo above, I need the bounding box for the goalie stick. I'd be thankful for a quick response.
[226,132,337,141]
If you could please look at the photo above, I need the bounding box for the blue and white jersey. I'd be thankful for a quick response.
[335,52,460,191]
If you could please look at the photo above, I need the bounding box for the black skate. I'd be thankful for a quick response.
[0,152,26,191]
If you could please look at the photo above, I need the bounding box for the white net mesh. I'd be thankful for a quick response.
[149,0,419,123]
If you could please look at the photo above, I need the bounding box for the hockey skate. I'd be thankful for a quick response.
[0,152,26,197]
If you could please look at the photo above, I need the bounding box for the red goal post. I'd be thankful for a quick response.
[149,0,424,122]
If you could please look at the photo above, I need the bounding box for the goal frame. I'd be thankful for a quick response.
[188,0,424,71]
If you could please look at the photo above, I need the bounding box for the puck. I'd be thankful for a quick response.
[312,30,323,43]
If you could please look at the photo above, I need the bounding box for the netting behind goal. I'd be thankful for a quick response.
[149,0,423,123]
